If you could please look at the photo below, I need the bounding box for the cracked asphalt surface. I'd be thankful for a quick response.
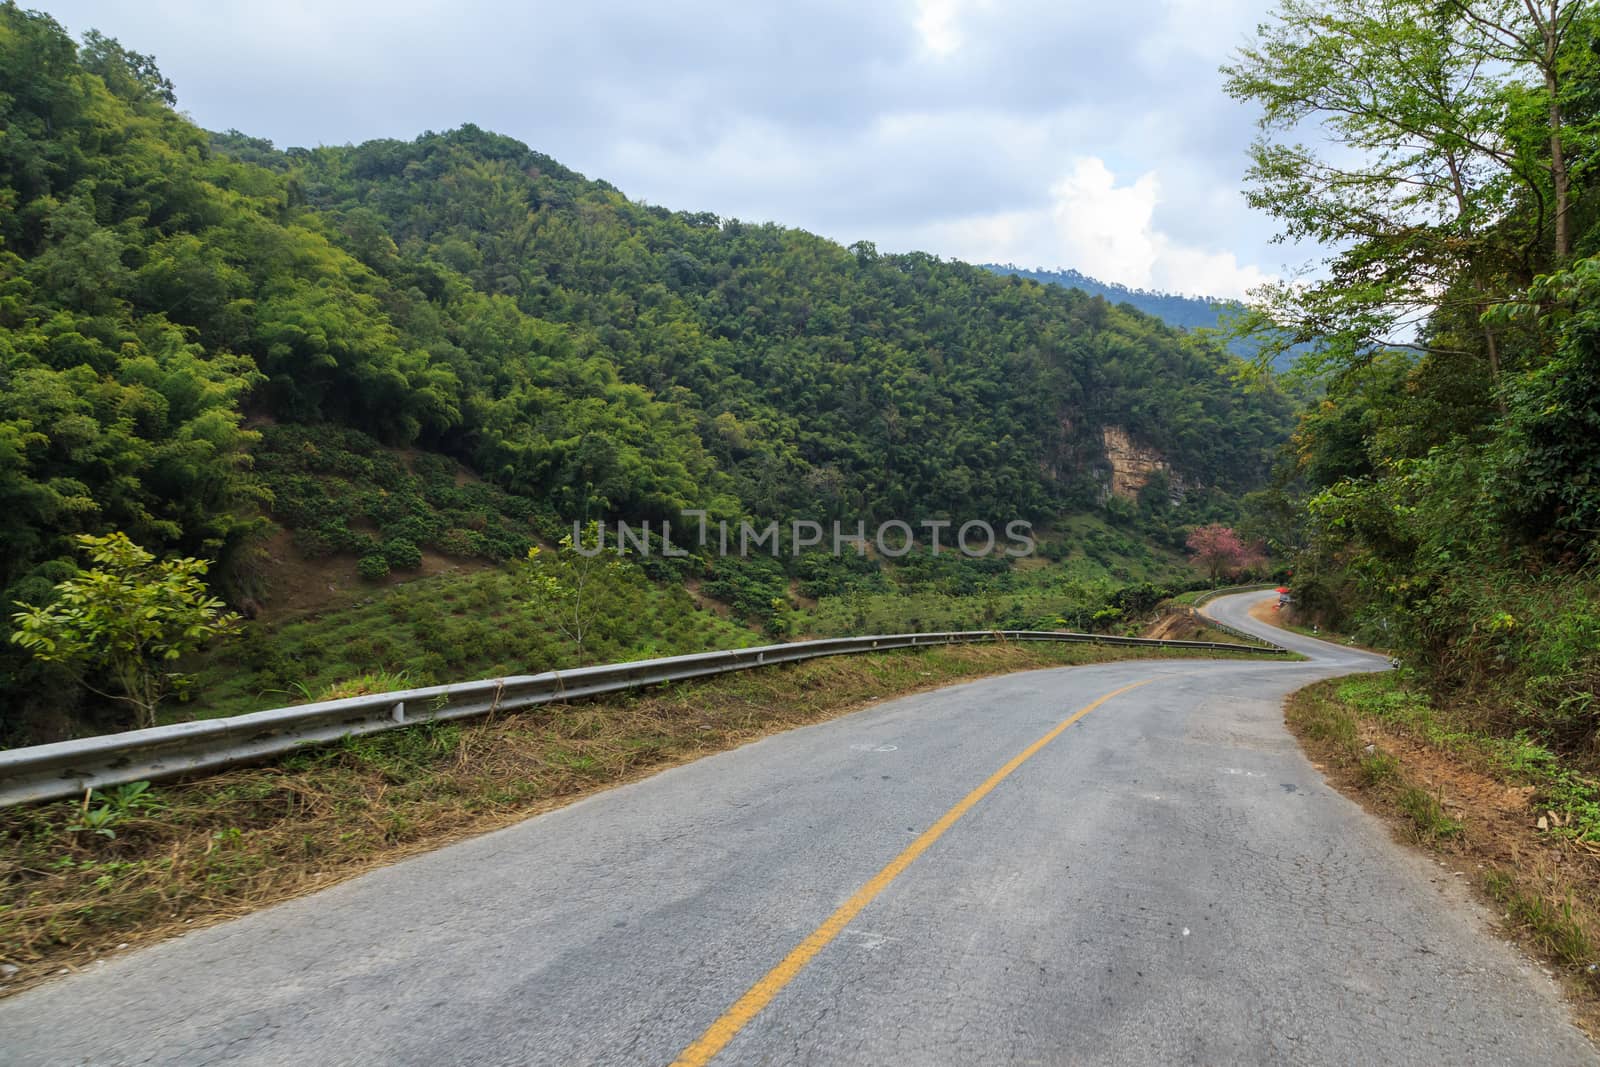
[3,593,1595,1065]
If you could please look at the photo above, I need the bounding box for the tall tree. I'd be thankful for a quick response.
[1449,0,1591,258]
[1222,0,1599,384]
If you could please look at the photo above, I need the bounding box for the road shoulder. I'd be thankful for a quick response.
[1284,656,1600,1042]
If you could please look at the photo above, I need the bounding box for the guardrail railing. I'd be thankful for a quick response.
[1190,582,1277,607]
[0,624,1287,808]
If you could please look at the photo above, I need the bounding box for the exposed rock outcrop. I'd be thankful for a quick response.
[1100,426,1184,503]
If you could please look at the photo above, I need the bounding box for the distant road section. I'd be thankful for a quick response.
[2,594,1592,1064]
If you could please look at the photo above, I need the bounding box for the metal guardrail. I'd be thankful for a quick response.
[0,626,1287,808]
[1191,582,1277,608]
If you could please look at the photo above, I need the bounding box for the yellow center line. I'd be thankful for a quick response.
[670,677,1154,1067]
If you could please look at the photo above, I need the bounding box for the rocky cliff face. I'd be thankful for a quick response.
[1100,426,1182,502]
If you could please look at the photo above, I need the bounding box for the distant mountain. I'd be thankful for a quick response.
[982,265,1299,373]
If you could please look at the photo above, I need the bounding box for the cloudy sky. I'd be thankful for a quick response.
[43,0,1303,299]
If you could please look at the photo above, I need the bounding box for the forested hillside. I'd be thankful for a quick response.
[244,131,1292,520]
[0,3,1292,738]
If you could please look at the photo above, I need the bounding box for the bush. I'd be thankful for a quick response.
[373,502,437,542]
[436,527,485,559]
[381,538,423,570]
[358,554,391,581]
[703,555,789,627]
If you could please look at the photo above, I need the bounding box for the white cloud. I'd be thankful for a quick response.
[913,0,963,57]
[908,157,1274,299]
[1049,159,1163,288]
[912,0,992,58]
[1138,0,1259,67]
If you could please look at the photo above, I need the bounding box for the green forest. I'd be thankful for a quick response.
[0,3,1293,741]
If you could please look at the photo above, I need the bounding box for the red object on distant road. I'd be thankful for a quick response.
[1276,587,1289,593]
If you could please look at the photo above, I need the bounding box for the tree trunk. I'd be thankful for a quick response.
[1483,319,1508,415]
[1549,76,1570,258]
[1542,2,1571,259]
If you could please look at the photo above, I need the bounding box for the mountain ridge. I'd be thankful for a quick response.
[982,263,1298,372]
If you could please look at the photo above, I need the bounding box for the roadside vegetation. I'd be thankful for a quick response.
[182,543,1237,722]
[0,639,1276,996]
[190,563,764,720]
[1288,674,1600,1034]
[3,479,1251,730]
[1227,0,1600,752]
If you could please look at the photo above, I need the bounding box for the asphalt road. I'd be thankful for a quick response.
[3,593,1594,1065]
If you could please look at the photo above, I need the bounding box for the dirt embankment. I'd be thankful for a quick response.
[1142,605,1257,646]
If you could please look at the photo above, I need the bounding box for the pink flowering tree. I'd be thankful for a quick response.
[1185,524,1263,582]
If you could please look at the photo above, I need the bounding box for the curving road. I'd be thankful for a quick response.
[3,594,1594,1065]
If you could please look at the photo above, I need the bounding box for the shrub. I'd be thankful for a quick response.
[436,527,486,559]
[381,538,423,571]
[10,533,242,729]
[358,554,391,581]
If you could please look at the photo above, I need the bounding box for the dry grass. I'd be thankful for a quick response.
[1287,679,1600,1036]
[0,640,1262,995]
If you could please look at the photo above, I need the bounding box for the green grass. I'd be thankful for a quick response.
[1290,683,1362,755]
[182,565,764,721]
[1358,749,1401,785]
[1483,868,1596,969]
[1039,513,1195,585]
[1395,784,1463,841]
[1287,682,1458,843]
